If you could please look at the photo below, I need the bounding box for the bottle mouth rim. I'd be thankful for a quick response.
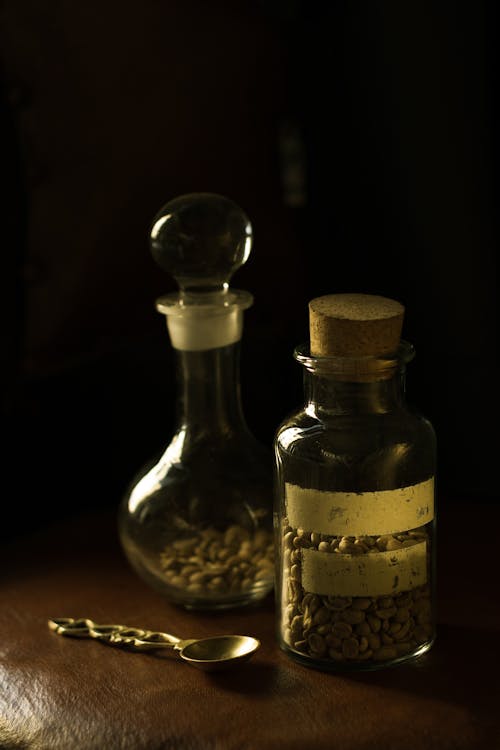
[294,340,415,374]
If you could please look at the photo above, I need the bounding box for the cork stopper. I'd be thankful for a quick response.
[309,293,405,358]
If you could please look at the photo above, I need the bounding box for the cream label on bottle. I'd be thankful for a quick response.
[301,540,427,597]
[285,477,434,537]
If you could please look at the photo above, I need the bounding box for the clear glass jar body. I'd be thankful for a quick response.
[119,342,274,610]
[274,343,436,670]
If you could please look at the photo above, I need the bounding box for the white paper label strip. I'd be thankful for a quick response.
[285,478,434,537]
[301,541,427,597]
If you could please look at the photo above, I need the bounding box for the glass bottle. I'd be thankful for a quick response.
[119,193,274,610]
[275,293,436,670]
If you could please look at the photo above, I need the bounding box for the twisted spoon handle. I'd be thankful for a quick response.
[48,618,182,651]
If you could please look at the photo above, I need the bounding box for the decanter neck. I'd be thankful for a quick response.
[175,343,248,437]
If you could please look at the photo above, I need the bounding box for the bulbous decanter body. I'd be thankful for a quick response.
[119,194,274,610]
[275,294,436,670]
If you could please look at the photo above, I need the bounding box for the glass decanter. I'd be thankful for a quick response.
[275,294,436,670]
[119,193,274,610]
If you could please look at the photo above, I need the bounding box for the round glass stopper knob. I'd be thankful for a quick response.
[150,193,253,296]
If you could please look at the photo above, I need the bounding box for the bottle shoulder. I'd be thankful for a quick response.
[122,427,272,512]
[275,406,436,491]
[276,406,435,445]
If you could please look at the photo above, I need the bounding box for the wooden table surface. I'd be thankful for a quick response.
[1,502,499,750]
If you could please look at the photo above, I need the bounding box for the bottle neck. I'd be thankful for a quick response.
[304,368,406,416]
[175,342,248,438]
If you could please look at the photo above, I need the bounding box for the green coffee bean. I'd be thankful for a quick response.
[376,607,397,620]
[367,615,382,633]
[394,607,410,623]
[328,648,345,661]
[316,624,331,635]
[308,633,327,656]
[354,622,371,637]
[393,621,411,641]
[357,648,374,661]
[341,609,366,625]
[325,634,342,649]
[324,596,351,611]
[351,597,372,610]
[332,622,352,639]
[342,637,359,659]
[313,607,331,626]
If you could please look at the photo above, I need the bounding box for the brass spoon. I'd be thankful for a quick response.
[48,617,260,672]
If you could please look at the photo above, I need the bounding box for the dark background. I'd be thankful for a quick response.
[0,1,497,540]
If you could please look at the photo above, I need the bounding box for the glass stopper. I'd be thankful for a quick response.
[150,193,253,298]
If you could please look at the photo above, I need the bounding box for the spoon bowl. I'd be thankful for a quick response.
[176,635,260,671]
